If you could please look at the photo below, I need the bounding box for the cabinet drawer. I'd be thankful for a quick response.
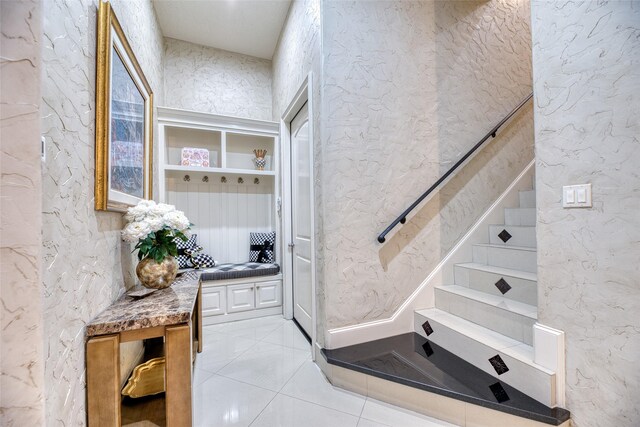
[227,283,255,313]
[202,286,226,316]
[255,280,282,309]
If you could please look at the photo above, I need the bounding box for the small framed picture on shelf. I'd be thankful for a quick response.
[181,147,210,167]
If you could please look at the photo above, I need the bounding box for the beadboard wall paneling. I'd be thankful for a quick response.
[166,180,275,263]
[40,0,164,424]
[532,1,640,425]
[164,38,273,120]
[0,1,46,425]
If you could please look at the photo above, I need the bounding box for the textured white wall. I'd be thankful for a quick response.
[0,1,46,425]
[271,0,325,343]
[532,1,640,426]
[164,38,273,120]
[321,0,533,330]
[40,0,164,423]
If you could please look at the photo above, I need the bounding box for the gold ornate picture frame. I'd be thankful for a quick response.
[95,0,153,211]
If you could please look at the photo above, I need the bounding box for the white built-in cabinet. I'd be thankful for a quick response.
[157,107,283,325]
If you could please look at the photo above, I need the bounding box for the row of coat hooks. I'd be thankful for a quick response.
[183,175,261,185]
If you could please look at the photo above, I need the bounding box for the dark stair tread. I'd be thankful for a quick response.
[322,333,569,426]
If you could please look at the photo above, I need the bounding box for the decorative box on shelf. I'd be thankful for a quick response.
[181,147,211,167]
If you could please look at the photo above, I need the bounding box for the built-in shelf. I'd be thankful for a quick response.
[163,165,276,176]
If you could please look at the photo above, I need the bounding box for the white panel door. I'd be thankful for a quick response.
[227,283,255,313]
[290,103,313,337]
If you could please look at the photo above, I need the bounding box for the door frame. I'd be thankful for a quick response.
[280,73,317,360]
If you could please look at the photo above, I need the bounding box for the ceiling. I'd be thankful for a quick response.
[153,0,292,60]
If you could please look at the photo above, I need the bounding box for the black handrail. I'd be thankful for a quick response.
[377,92,533,244]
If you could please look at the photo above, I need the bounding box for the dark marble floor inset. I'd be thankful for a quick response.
[322,333,570,426]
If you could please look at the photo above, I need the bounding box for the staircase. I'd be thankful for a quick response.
[322,172,570,425]
[414,183,557,407]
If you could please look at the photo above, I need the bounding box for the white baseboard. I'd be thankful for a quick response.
[534,323,566,407]
[325,159,536,349]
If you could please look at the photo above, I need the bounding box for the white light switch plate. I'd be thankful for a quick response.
[563,184,592,208]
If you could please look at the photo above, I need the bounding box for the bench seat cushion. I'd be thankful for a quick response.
[200,262,280,282]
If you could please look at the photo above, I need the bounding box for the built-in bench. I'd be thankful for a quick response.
[195,262,282,325]
[200,262,280,281]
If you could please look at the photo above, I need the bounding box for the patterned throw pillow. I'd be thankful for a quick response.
[249,232,276,263]
[174,234,197,269]
[174,234,216,269]
[189,252,216,269]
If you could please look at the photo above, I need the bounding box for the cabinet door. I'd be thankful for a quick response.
[202,286,226,316]
[227,283,255,313]
[255,280,282,309]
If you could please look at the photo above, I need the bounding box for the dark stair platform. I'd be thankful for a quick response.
[322,333,570,426]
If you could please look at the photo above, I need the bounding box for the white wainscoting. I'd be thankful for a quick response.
[166,178,275,263]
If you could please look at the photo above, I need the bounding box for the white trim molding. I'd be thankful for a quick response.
[280,72,317,361]
[534,323,566,407]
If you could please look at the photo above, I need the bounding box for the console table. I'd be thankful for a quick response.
[86,272,202,426]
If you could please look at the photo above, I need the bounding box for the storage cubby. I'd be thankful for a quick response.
[226,132,274,171]
[164,126,221,168]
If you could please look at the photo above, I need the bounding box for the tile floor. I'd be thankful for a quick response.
[193,315,456,427]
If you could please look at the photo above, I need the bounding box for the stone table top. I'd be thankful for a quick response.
[86,271,201,337]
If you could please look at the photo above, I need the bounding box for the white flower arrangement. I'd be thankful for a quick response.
[122,200,191,263]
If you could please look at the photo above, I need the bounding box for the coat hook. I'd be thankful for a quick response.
[254,178,260,185]
[202,176,209,183]
[221,176,227,183]
[238,177,244,184]
[184,174,190,182]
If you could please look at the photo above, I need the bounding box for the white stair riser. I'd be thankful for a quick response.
[414,311,555,407]
[519,190,536,208]
[489,225,537,248]
[504,208,536,226]
[454,265,537,306]
[435,288,535,345]
[473,245,537,273]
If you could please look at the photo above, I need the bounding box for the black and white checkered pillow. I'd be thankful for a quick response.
[250,232,275,263]
[190,253,215,269]
[174,234,197,268]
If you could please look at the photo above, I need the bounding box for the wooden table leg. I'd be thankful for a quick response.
[165,323,192,427]
[87,334,120,426]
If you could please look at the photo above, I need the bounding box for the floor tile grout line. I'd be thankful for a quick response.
[276,360,368,419]
[246,389,279,427]
[212,371,285,394]
[270,392,363,424]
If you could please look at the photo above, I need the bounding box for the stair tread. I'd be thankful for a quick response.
[415,308,552,374]
[474,243,537,252]
[323,333,570,426]
[456,262,537,281]
[436,285,538,319]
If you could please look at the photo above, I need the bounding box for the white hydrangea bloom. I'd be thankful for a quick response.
[146,214,165,232]
[122,200,191,244]
[125,199,157,222]
[153,203,175,216]
[122,220,152,243]
[163,210,190,231]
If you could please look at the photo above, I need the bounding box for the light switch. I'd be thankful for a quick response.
[563,184,592,208]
